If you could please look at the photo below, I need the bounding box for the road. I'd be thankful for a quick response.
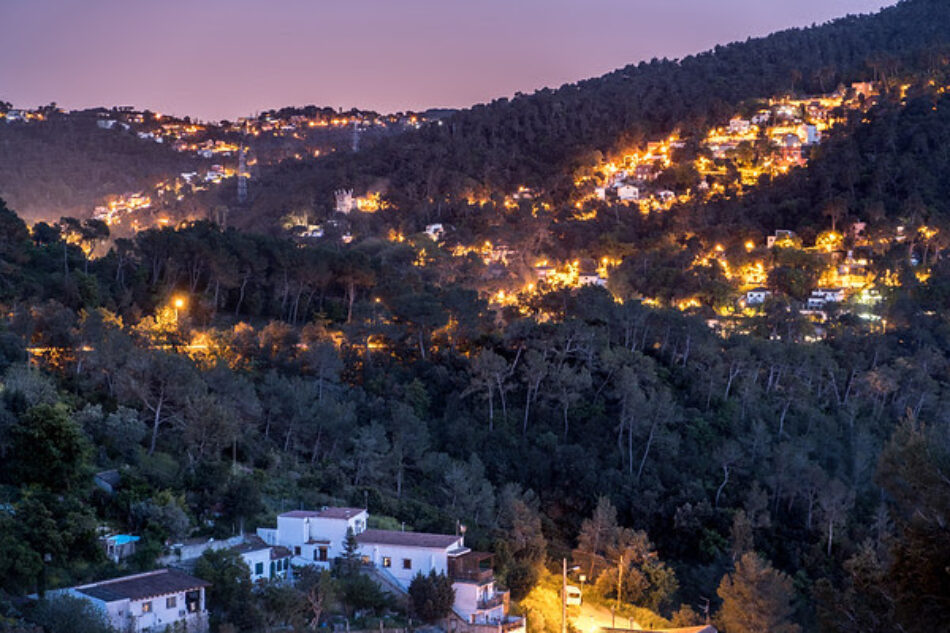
[570,600,642,633]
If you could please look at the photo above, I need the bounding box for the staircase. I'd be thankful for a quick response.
[361,565,470,626]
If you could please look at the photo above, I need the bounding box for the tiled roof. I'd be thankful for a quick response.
[356,529,462,549]
[76,569,209,603]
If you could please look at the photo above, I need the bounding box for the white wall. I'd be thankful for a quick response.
[243,549,272,582]
[270,511,368,564]
[361,543,448,588]
[453,581,506,623]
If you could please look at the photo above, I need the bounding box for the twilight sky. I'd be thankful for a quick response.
[1,0,894,121]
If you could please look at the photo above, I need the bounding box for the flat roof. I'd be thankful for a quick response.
[356,529,462,549]
[75,569,209,603]
[280,507,366,520]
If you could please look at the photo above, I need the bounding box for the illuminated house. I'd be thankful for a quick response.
[807,288,845,310]
[257,508,525,633]
[729,118,751,134]
[616,184,639,201]
[767,230,799,249]
[781,134,803,164]
[746,288,772,305]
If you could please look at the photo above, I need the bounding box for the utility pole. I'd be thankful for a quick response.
[616,554,624,613]
[561,558,567,633]
[236,118,249,206]
[698,597,711,625]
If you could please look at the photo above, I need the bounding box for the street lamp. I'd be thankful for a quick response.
[173,296,186,322]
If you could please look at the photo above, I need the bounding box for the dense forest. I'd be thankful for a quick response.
[1,164,949,633]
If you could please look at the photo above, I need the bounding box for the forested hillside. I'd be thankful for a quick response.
[0,109,198,221]
[236,0,950,228]
[1,168,949,631]
[3,2,950,633]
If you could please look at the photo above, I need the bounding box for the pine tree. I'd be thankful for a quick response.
[340,527,362,576]
[717,552,800,633]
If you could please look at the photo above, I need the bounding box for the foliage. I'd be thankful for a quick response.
[407,570,456,624]
[716,553,799,633]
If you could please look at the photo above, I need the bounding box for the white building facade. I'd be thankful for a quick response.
[257,508,524,633]
[56,569,208,633]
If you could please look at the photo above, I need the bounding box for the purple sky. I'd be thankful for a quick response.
[1,0,894,121]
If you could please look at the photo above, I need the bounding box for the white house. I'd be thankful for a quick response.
[334,189,357,214]
[55,569,208,633]
[578,272,606,287]
[729,118,751,134]
[746,288,772,305]
[807,288,845,310]
[594,187,607,201]
[231,536,293,583]
[257,508,524,633]
[616,184,639,202]
[425,224,445,240]
[257,507,368,567]
[355,529,514,628]
[767,230,798,249]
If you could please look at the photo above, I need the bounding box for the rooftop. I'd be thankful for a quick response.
[356,529,462,549]
[230,535,271,555]
[280,507,366,520]
[74,569,209,603]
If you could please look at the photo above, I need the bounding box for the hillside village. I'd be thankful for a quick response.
[57,507,525,633]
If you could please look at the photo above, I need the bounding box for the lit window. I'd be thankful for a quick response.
[403,558,412,570]
[382,557,392,568]
[166,597,176,609]
[142,601,152,614]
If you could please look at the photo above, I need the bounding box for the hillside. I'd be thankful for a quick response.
[233,0,950,229]
[0,109,198,222]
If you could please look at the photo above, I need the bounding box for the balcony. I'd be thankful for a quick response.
[449,551,495,584]
[453,567,495,584]
[477,591,507,610]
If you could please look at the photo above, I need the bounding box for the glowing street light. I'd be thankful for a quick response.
[173,296,186,322]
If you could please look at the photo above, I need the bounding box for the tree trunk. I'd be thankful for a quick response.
[148,394,164,456]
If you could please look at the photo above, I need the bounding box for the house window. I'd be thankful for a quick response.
[255,562,264,576]
[382,557,392,568]
[294,546,301,556]
[402,558,412,570]
[318,547,328,562]
[166,596,176,609]
[186,590,200,613]
[142,601,152,614]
